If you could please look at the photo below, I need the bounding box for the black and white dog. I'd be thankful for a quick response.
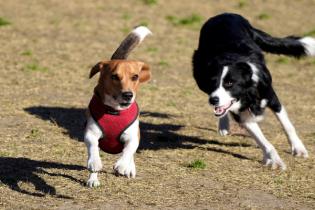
[193,13,315,170]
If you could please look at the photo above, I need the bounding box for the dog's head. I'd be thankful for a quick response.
[90,60,151,110]
[206,62,257,118]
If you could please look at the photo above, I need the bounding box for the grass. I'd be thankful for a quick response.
[26,128,41,139]
[141,0,158,5]
[275,57,290,64]
[24,62,48,72]
[122,13,132,21]
[0,17,11,26]
[21,50,33,56]
[257,13,271,20]
[304,28,315,36]
[146,47,158,53]
[166,14,203,27]
[237,0,247,8]
[158,60,169,67]
[187,160,206,169]
[1,1,315,210]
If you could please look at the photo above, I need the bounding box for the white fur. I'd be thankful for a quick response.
[84,115,103,187]
[218,115,229,136]
[103,93,136,111]
[84,113,140,187]
[247,62,260,84]
[260,99,268,108]
[243,121,286,170]
[299,37,315,56]
[275,107,308,158]
[210,66,232,107]
[132,26,152,43]
[113,119,139,178]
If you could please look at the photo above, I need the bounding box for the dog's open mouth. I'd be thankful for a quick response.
[214,100,236,117]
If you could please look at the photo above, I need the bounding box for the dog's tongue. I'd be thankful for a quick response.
[214,107,225,115]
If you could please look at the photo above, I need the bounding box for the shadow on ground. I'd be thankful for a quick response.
[24,106,251,160]
[0,157,85,198]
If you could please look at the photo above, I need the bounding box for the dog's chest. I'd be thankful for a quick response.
[88,95,139,154]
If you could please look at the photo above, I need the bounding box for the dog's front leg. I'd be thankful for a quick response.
[84,115,103,187]
[218,115,230,136]
[114,119,139,178]
[243,121,286,170]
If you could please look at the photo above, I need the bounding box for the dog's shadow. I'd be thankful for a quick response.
[24,106,251,159]
[0,157,85,198]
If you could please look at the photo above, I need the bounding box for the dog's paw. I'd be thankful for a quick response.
[87,156,102,172]
[113,157,136,178]
[263,149,286,170]
[86,173,100,188]
[218,129,229,136]
[292,143,308,158]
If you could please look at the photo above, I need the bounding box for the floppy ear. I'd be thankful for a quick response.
[139,62,151,83]
[89,61,109,79]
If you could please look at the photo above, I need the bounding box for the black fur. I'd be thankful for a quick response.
[193,13,308,122]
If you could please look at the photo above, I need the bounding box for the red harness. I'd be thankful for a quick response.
[88,95,139,154]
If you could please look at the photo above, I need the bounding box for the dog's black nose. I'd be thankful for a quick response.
[122,91,133,101]
[209,96,219,105]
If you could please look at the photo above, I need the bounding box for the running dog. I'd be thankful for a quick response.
[193,13,315,170]
[84,26,152,187]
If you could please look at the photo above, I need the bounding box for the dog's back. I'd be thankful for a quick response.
[197,13,256,54]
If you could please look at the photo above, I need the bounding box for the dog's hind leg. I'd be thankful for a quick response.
[242,121,286,170]
[267,88,308,158]
[275,107,308,157]
[218,115,230,136]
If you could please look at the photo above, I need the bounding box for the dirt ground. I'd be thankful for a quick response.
[1,0,315,209]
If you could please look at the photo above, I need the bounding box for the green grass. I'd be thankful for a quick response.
[275,57,290,64]
[26,128,41,139]
[141,0,158,5]
[139,21,149,27]
[257,13,271,20]
[158,60,169,67]
[0,17,11,27]
[166,14,203,27]
[25,63,48,72]
[237,0,247,8]
[304,28,315,36]
[187,160,206,169]
[122,13,132,21]
[21,50,33,56]
[146,47,158,53]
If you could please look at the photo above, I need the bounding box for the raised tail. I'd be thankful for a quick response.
[111,26,152,60]
[252,27,315,57]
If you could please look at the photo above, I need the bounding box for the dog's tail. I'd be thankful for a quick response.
[111,26,152,60]
[252,27,315,57]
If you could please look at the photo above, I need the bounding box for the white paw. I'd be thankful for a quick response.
[263,149,286,170]
[86,173,100,188]
[87,156,102,172]
[219,129,229,136]
[113,157,136,178]
[292,144,308,158]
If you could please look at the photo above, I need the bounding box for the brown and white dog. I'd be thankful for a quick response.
[84,26,152,187]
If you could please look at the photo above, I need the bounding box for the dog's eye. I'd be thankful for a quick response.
[131,74,139,81]
[111,74,120,81]
[223,81,233,88]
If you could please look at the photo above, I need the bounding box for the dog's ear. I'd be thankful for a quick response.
[234,62,253,83]
[89,61,109,79]
[138,62,151,83]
